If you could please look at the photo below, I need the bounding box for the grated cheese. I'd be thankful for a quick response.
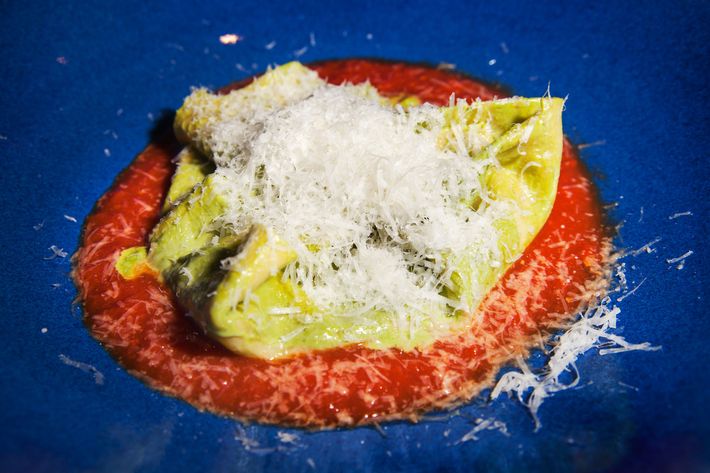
[666,250,693,265]
[456,417,510,443]
[293,46,308,58]
[208,84,507,328]
[668,211,692,220]
[58,354,105,385]
[179,266,194,284]
[616,277,646,302]
[628,237,661,257]
[276,431,299,445]
[45,245,68,260]
[491,292,660,429]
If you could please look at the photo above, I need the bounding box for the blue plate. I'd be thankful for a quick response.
[2,1,708,471]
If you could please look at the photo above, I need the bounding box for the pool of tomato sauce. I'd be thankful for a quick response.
[74,59,609,428]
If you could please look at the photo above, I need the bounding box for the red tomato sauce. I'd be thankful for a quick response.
[73,60,609,428]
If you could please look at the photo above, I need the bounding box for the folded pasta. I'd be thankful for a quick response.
[117,62,564,359]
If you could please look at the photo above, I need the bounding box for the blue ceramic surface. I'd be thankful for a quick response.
[1,1,708,471]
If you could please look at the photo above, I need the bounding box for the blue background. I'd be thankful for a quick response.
[1,0,708,471]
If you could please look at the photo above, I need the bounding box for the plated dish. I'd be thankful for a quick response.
[73,59,609,427]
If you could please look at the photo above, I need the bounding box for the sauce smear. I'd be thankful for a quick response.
[74,60,609,427]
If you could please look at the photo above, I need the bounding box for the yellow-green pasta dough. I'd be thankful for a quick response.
[117,62,563,359]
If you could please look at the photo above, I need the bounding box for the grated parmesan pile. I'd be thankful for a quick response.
[205,83,508,322]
